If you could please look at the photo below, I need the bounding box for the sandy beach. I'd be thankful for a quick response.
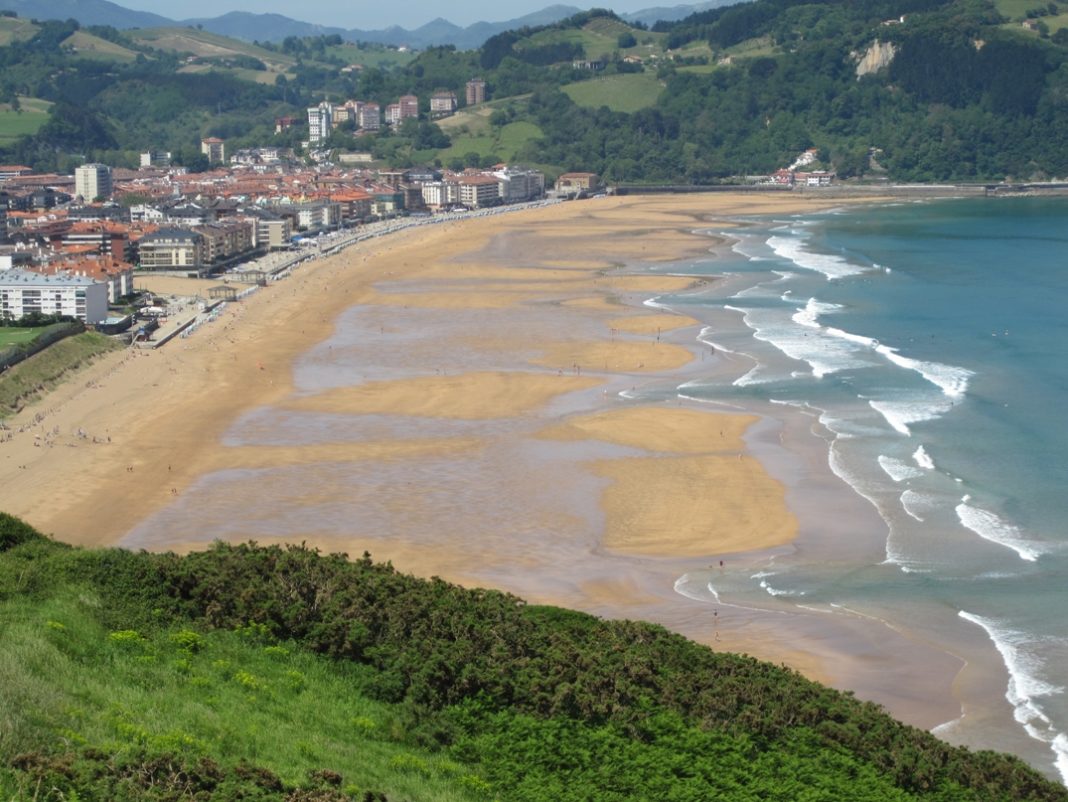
[0,192,963,731]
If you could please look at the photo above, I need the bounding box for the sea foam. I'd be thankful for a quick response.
[879,455,925,482]
[959,611,1068,783]
[868,394,956,437]
[767,231,869,280]
[913,445,936,470]
[955,501,1043,562]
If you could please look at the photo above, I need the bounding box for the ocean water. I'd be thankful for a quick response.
[653,197,1068,782]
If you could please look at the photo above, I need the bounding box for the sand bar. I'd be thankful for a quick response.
[0,192,956,729]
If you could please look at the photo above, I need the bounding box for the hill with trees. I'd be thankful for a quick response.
[0,0,1067,181]
[3,513,1067,801]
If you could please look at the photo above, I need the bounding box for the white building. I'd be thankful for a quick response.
[74,163,113,202]
[494,167,546,203]
[457,175,501,208]
[307,102,335,144]
[420,180,460,208]
[0,269,109,324]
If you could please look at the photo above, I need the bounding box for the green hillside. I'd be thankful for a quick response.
[4,1,1068,180]
[0,97,50,146]
[562,72,666,112]
[2,518,1066,802]
[62,30,139,62]
[131,26,297,80]
[0,14,38,45]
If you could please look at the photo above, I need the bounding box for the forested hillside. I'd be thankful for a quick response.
[0,0,1066,181]
[2,514,1068,801]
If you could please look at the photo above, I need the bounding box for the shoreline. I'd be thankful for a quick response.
[1,193,963,735]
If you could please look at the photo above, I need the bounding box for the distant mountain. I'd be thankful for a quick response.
[0,0,171,27]
[338,5,584,50]
[621,0,736,26]
[0,0,729,48]
[180,11,347,42]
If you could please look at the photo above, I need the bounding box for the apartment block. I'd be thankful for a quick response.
[201,137,226,164]
[430,91,458,118]
[138,229,205,270]
[0,269,108,324]
[307,102,335,144]
[74,164,112,202]
[466,78,486,106]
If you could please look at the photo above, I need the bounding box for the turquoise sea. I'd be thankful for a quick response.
[659,197,1068,782]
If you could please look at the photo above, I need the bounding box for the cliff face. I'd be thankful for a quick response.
[855,40,897,77]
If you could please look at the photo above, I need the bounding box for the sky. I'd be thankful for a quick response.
[116,0,673,30]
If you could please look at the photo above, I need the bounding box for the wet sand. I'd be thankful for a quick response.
[0,192,960,728]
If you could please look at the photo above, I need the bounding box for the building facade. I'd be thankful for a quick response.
[430,91,458,118]
[0,269,108,324]
[457,175,501,208]
[307,102,335,144]
[200,138,226,163]
[138,229,205,270]
[466,78,486,106]
[74,164,113,202]
[358,103,381,131]
[398,94,419,120]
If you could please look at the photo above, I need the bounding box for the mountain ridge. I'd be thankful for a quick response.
[0,0,737,47]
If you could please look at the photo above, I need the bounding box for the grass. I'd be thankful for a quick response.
[61,30,140,62]
[561,72,666,113]
[130,27,295,78]
[437,120,544,164]
[0,327,50,349]
[0,586,486,801]
[722,35,778,59]
[0,97,51,146]
[992,0,1068,22]
[0,332,123,418]
[0,15,39,46]
[521,17,659,62]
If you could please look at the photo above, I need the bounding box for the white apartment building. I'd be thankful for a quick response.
[307,102,335,144]
[0,269,108,324]
[457,175,501,208]
[74,163,112,202]
[420,180,460,208]
[494,167,546,203]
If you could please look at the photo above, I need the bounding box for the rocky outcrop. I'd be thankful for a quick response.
[854,40,897,77]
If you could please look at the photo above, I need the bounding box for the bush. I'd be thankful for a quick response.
[0,513,45,552]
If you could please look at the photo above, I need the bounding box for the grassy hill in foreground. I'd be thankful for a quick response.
[2,514,1066,801]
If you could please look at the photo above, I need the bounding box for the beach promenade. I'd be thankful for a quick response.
[0,192,961,731]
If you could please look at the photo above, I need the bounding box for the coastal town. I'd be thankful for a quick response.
[0,126,604,338]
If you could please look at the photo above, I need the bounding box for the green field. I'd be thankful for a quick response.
[0,327,49,349]
[0,97,51,145]
[62,30,140,62]
[437,120,543,164]
[0,15,39,46]
[131,27,296,77]
[522,17,665,62]
[562,72,666,113]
